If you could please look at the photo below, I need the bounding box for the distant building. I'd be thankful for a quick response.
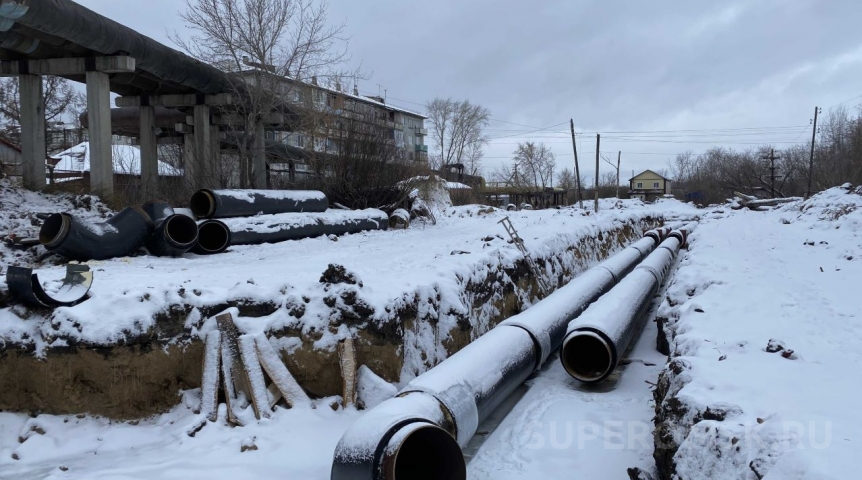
[628,169,672,202]
[49,142,182,184]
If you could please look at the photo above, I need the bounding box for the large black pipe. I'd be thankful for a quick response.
[141,201,199,257]
[192,220,231,255]
[331,229,665,480]
[190,189,329,219]
[560,225,697,384]
[39,207,152,261]
[0,0,230,94]
[221,209,388,246]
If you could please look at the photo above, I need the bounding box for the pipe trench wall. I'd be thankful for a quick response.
[0,217,661,419]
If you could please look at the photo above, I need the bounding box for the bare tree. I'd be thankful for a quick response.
[171,0,352,189]
[513,141,556,189]
[0,76,85,146]
[601,151,621,198]
[426,98,490,173]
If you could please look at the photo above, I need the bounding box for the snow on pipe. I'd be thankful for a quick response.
[190,189,329,219]
[331,232,663,480]
[560,228,695,384]
[141,202,199,257]
[192,220,231,255]
[39,207,153,261]
[221,209,389,246]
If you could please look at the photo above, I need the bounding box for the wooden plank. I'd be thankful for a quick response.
[238,334,271,420]
[216,313,250,426]
[199,330,222,422]
[337,337,357,408]
[254,334,311,408]
[267,382,283,409]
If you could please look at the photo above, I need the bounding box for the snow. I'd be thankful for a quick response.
[212,189,327,203]
[50,143,183,179]
[222,208,386,234]
[655,185,862,479]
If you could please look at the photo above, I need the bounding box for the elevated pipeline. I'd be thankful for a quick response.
[221,209,388,246]
[331,228,666,480]
[190,189,329,219]
[560,224,697,384]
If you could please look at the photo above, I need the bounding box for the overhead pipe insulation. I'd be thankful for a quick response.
[190,189,329,219]
[192,220,231,255]
[0,0,231,94]
[39,207,152,261]
[141,201,199,257]
[221,209,389,246]
[331,231,663,480]
[560,226,696,384]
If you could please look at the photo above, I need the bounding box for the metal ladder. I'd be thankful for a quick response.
[498,216,551,295]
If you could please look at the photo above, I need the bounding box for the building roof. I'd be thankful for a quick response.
[50,143,183,177]
[238,69,428,119]
[629,169,672,182]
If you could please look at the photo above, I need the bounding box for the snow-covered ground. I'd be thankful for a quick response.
[3,183,860,480]
[655,185,862,480]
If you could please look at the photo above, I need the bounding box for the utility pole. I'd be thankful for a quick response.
[616,151,621,199]
[761,148,781,199]
[594,134,600,212]
[570,119,583,208]
[806,106,820,199]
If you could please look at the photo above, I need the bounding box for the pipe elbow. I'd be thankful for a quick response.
[40,207,152,261]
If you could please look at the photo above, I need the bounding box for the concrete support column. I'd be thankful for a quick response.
[252,124,266,189]
[19,74,46,190]
[139,106,158,199]
[86,71,113,199]
[193,105,214,189]
[183,133,196,191]
[210,124,220,187]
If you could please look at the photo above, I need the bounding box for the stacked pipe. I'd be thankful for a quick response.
[560,222,696,384]
[331,227,668,480]
[189,189,388,247]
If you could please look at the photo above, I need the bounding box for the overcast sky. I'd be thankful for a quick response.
[77,0,862,182]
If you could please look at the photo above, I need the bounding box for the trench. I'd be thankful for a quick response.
[0,217,662,419]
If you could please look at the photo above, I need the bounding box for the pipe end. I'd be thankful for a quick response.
[39,213,71,249]
[190,190,216,218]
[561,330,616,384]
[381,423,465,480]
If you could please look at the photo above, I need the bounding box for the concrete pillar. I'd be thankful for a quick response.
[210,124,220,187]
[252,124,266,189]
[86,71,113,199]
[139,106,158,199]
[193,105,214,189]
[19,74,46,190]
[183,133,196,191]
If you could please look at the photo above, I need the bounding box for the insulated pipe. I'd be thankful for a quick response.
[39,207,152,261]
[222,209,389,246]
[6,264,93,308]
[0,0,231,94]
[331,231,663,480]
[192,220,231,255]
[561,230,693,384]
[190,189,329,219]
[141,201,199,257]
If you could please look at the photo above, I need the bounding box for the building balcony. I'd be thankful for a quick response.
[415,144,428,152]
[414,128,428,136]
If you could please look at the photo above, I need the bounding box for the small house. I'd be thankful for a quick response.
[628,170,672,202]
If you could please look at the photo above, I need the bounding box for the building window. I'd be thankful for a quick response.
[636,182,643,188]
[653,182,660,188]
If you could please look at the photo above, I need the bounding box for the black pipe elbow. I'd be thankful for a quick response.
[141,201,199,257]
[39,207,152,261]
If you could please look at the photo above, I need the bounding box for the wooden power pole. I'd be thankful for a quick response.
[570,119,583,208]
[616,151,621,199]
[594,134,600,212]
[761,148,781,199]
[806,106,820,199]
